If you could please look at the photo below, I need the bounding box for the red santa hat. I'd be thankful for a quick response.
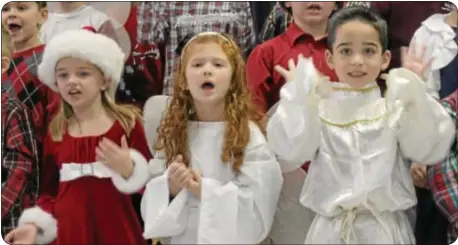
[37,29,125,96]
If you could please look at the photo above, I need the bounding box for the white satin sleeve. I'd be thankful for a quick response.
[267,58,322,172]
[386,68,456,165]
[197,124,283,244]
[141,156,189,239]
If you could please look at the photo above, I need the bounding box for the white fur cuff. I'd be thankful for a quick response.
[111,149,149,193]
[18,206,57,244]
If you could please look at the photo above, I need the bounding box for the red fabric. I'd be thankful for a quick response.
[2,45,61,146]
[247,22,338,113]
[1,96,39,235]
[116,5,164,108]
[37,119,151,244]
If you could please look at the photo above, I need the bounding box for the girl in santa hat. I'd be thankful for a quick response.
[5,29,151,245]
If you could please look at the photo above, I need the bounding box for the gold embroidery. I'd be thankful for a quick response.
[332,85,379,93]
[320,114,387,128]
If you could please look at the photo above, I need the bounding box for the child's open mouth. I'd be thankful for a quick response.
[7,23,22,33]
[201,81,215,90]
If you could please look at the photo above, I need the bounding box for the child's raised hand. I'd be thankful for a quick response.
[4,223,38,244]
[401,43,433,79]
[274,54,304,82]
[96,135,133,178]
[168,155,192,196]
[410,162,429,189]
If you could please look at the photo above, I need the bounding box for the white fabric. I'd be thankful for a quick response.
[38,29,125,96]
[59,161,113,182]
[111,149,150,193]
[141,121,283,244]
[40,5,111,44]
[268,169,315,244]
[60,149,150,193]
[409,13,458,99]
[267,58,455,244]
[143,95,171,155]
[18,206,58,244]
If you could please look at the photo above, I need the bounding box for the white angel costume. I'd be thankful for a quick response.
[409,13,458,100]
[141,120,283,244]
[267,58,456,244]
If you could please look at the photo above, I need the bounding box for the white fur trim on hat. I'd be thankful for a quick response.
[18,206,58,244]
[38,29,125,95]
[111,149,150,193]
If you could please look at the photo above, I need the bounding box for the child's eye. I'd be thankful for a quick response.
[2,6,10,12]
[77,71,90,77]
[192,63,202,68]
[214,63,223,67]
[56,73,68,79]
[363,48,376,55]
[339,48,352,56]
[17,5,28,11]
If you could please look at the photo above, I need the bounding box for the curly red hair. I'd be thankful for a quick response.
[155,33,264,173]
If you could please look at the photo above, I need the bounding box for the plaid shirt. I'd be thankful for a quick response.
[2,45,60,145]
[429,89,458,244]
[137,1,256,95]
[258,2,292,43]
[1,95,39,236]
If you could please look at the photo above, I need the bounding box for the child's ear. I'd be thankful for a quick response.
[325,49,334,70]
[1,57,11,74]
[381,50,391,71]
[40,7,49,24]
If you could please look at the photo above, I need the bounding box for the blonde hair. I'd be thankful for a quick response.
[2,29,13,59]
[155,33,264,173]
[49,69,141,141]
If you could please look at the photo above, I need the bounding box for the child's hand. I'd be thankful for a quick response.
[168,155,192,196]
[96,135,133,179]
[401,43,433,79]
[274,54,304,82]
[4,223,38,244]
[410,162,429,189]
[187,169,202,199]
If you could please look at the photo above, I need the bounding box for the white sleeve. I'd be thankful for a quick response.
[386,68,456,165]
[267,58,322,173]
[197,125,283,244]
[141,156,189,239]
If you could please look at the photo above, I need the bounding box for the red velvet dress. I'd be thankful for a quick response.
[38,120,150,244]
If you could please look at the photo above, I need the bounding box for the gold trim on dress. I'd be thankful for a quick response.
[332,85,379,93]
[320,114,387,128]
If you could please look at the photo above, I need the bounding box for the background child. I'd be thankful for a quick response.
[1,1,60,147]
[428,88,458,244]
[4,29,151,245]
[40,2,116,43]
[1,28,39,237]
[268,6,455,243]
[141,32,283,244]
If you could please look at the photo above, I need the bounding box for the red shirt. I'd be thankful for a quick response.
[247,22,338,113]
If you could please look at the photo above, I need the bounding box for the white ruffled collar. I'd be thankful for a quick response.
[326,81,381,101]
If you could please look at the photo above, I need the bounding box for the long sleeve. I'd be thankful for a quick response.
[137,2,169,44]
[111,119,151,194]
[246,45,274,113]
[17,134,59,244]
[385,68,455,165]
[1,104,38,222]
[266,58,322,172]
[196,124,283,244]
[428,93,458,242]
[141,153,189,239]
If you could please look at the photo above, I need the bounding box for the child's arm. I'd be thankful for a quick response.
[267,57,322,172]
[385,67,455,165]
[191,123,283,243]
[15,134,60,244]
[108,119,151,194]
[428,97,458,238]
[1,104,38,220]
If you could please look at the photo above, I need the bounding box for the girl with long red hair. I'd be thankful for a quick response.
[141,32,283,244]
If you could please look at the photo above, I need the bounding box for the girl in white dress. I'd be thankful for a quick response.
[268,7,455,244]
[141,32,283,244]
